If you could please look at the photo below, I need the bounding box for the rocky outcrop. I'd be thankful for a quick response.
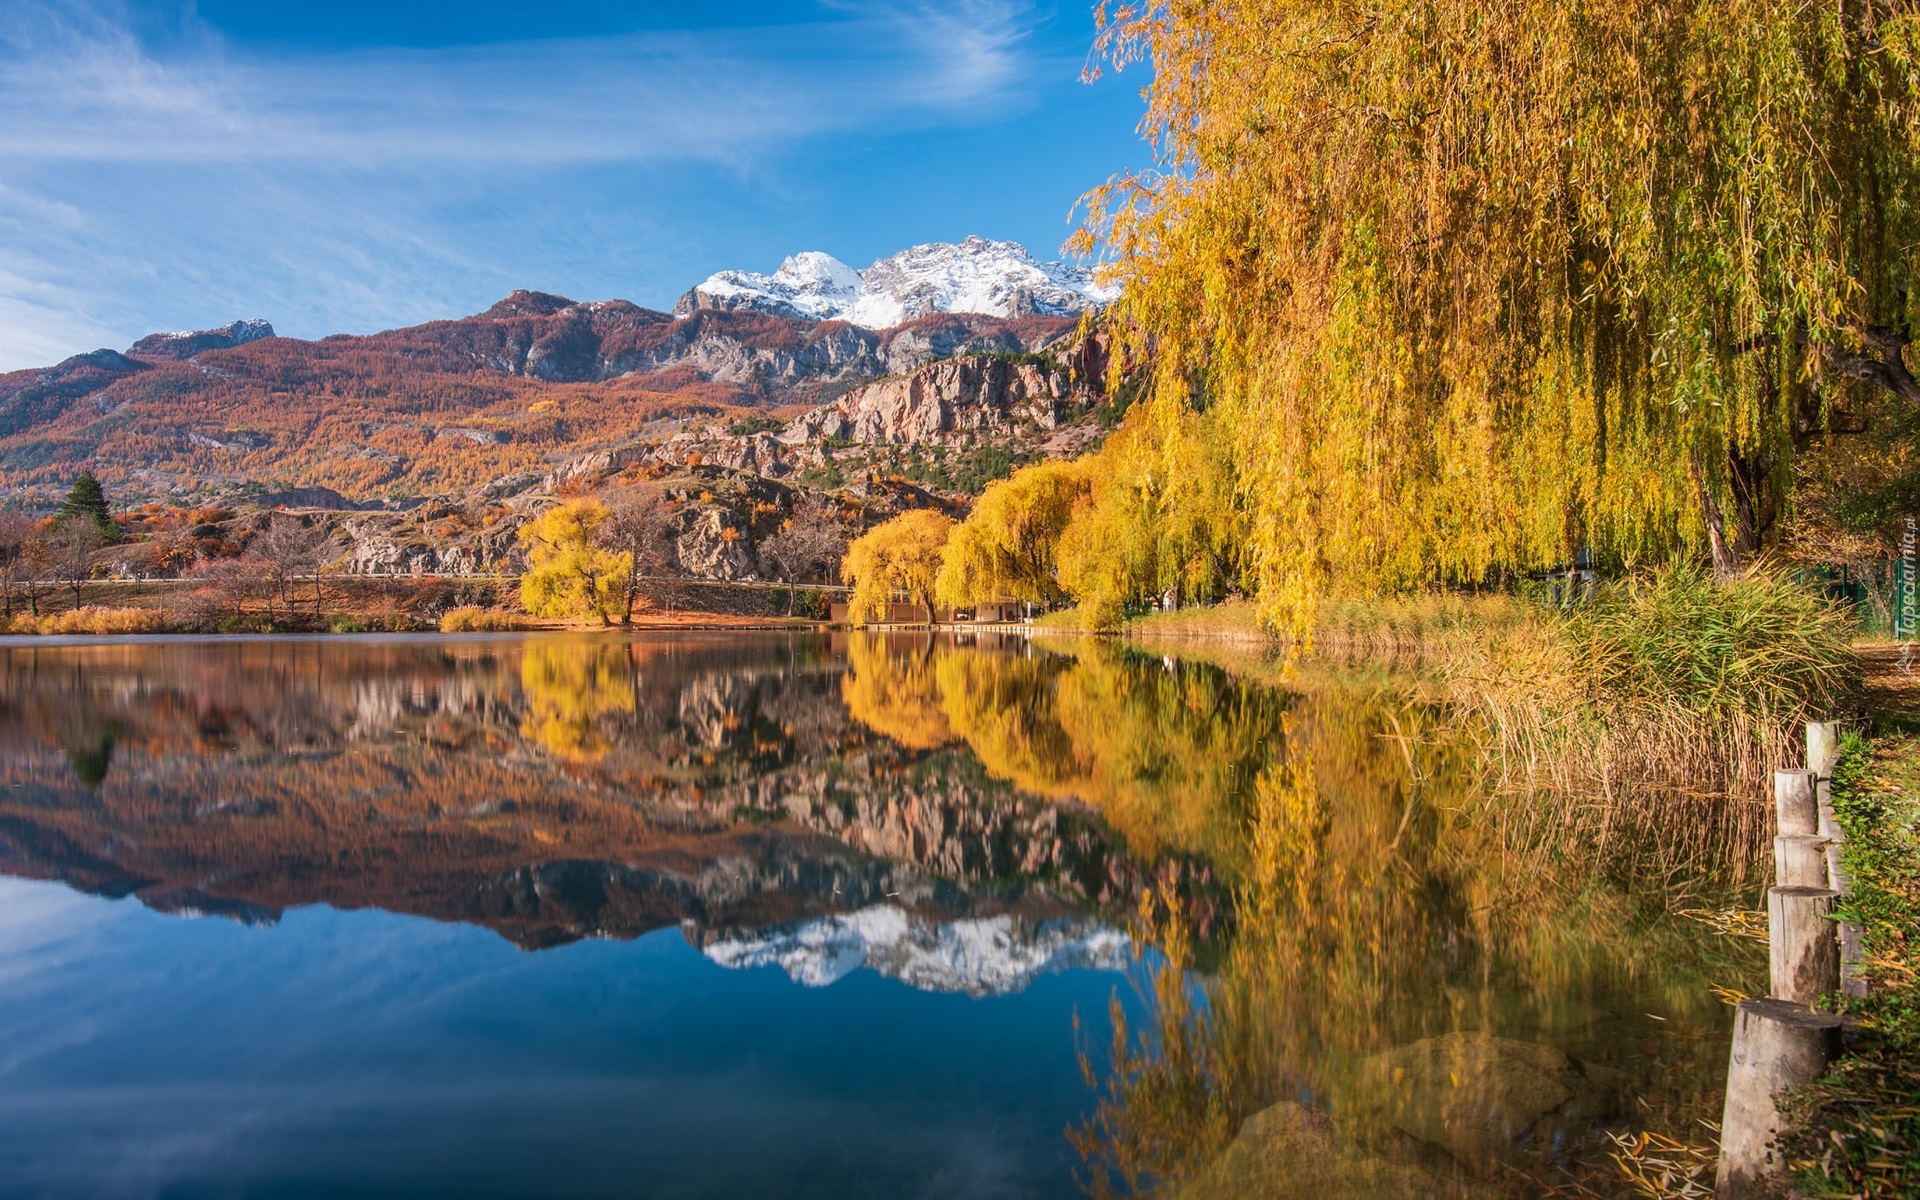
[127,319,275,363]
[782,354,1091,446]
[411,292,1079,400]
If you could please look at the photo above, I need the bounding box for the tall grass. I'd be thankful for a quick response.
[439,606,528,633]
[7,606,173,635]
[1233,566,1861,877]
[1571,564,1857,719]
[1456,565,1860,878]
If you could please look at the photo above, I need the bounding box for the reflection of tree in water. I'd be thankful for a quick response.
[517,642,637,762]
[840,634,954,751]
[61,729,117,788]
[840,633,1289,868]
[1066,684,1766,1199]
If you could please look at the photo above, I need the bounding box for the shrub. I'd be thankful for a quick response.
[9,606,171,635]
[1572,563,1859,719]
[439,606,527,632]
[327,613,428,633]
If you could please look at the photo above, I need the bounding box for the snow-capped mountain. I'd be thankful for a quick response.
[125,319,275,362]
[677,236,1118,328]
[696,905,1130,996]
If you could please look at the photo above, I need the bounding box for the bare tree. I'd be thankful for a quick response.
[760,493,848,615]
[49,515,104,606]
[0,512,37,620]
[184,554,256,628]
[597,484,679,623]
[246,515,330,625]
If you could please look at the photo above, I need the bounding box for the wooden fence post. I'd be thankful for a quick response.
[1804,721,1867,1000]
[1718,743,1847,1196]
[1768,885,1840,1004]
[1716,998,1845,1198]
[1773,769,1818,836]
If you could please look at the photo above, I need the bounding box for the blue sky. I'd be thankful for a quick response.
[0,1,1149,370]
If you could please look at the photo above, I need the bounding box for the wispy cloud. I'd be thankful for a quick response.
[0,0,1046,166]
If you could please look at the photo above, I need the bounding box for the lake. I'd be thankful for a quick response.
[0,632,1763,1199]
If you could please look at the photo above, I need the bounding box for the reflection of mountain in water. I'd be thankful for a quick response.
[695,906,1131,996]
[0,635,1160,989]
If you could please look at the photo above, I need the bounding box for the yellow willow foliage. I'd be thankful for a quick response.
[518,500,631,626]
[518,642,637,762]
[1071,684,1752,1196]
[840,508,953,624]
[936,459,1090,606]
[1056,412,1247,622]
[840,637,1287,865]
[1080,0,1920,632]
[838,633,954,750]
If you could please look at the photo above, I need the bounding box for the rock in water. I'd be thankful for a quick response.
[1349,1031,1619,1166]
[1175,1102,1500,1200]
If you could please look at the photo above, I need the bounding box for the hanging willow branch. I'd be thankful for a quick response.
[1079,0,1920,626]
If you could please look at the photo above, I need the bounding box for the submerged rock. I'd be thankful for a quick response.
[1349,1032,1621,1166]
[1175,1101,1499,1200]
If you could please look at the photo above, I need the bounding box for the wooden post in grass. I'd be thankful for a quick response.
[1804,722,1868,1000]
[1718,759,1844,1197]
[1715,999,1846,1197]
[1807,722,1839,813]
[1773,835,1828,888]
[1768,885,1840,1004]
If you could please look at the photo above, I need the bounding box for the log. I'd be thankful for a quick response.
[1769,886,1839,1005]
[1773,769,1818,836]
[1716,998,1844,1198]
[1774,835,1830,888]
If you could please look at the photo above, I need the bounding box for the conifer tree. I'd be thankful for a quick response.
[59,471,115,540]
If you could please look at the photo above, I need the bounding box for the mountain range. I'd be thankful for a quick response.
[0,238,1113,510]
[677,236,1115,327]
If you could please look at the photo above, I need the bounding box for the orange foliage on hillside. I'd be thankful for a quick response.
[0,298,1079,506]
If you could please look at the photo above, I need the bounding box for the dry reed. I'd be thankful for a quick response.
[7,606,173,635]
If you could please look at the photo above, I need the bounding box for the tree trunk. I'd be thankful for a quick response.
[1729,444,1773,560]
[1692,457,1741,581]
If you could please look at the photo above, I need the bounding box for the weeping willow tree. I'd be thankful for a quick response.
[1078,0,1920,631]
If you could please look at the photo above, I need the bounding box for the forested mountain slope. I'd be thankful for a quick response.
[0,293,1078,507]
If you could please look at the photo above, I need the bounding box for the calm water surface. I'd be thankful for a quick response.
[0,633,1762,1199]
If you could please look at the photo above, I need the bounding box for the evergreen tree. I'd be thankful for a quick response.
[59,471,115,540]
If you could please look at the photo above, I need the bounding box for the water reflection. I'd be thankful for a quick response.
[833,634,1765,1195]
[0,631,1764,1197]
[0,634,1158,992]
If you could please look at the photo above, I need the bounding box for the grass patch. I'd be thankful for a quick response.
[1124,599,1270,641]
[6,605,173,635]
[1784,728,1920,1199]
[439,606,529,632]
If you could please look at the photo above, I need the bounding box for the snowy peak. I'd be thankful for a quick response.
[126,319,275,363]
[676,237,1117,328]
[695,905,1130,996]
